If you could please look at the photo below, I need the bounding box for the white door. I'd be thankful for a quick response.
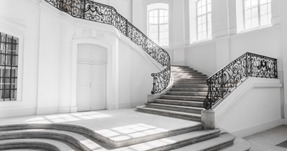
[77,44,107,112]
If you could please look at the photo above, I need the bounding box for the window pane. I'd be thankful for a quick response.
[147,4,169,46]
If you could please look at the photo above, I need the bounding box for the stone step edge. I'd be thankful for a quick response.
[136,106,201,122]
[0,139,74,151]
[0,142,61,151]
[0,122,203,150]
[146,103,204,111]
[173,132,235,151]
[0,131,89,151]
[115,129,221,151]
[155,99,204,105]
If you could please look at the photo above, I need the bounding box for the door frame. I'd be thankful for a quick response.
[71,37,118,112]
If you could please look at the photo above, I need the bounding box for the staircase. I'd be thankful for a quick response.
[136,65,251,150]
[137,65,208,122]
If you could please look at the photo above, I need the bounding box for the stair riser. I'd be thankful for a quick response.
[173,81,207,84]
[204,140,234,151]
[146,104,202,114]
[161,96,205,101]
[153,132,220,151]
[0,132,88,151]
[137,108,201,122]
[170,88,208,92]
[0,142,61,151]
[173,85,208,88]
[155,100,204,108]
[167,92,207,96]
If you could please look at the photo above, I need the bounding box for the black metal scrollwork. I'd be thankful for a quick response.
[204,52,278,110]
[44,0,171,94]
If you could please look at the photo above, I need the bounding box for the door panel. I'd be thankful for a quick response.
[77,64,91,111]
[90,64,106,110]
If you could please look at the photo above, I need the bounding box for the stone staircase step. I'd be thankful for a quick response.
[167,91,207,96]
[155,99,204,107]
[0,129,101,151]
[173,84,208,88]
[115,129,221,151]
[161,95,205,101]
[173,76,208,79]
[170,87,208,92]
[145,103,203,114]
[219,137,251,151]
[0,123,207,150]
[0,139,75,151]
[136,106,201,122]
[173,133,235,151]
[173,80,207,84]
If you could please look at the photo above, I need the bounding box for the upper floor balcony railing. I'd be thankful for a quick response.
[44,0,171,94]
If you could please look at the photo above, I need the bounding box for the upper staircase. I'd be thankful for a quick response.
[137,65,208,122]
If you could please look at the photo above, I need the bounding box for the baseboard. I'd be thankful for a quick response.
[0,107,36,119]
[233,119,284,138]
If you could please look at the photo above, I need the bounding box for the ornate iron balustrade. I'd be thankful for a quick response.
[203,52,278,110]
[44,0,171,94]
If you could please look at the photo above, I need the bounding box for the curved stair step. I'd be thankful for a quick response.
[114,129,221,151]
[0,139,74,151]
[136,106,201,122]
[219,137,251,151]
[155,99,204,107]
[0,129,101,151]
[173,133,235,151]
[145,103,203,114]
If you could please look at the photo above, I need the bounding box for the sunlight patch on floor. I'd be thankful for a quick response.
[25,112,111,124]
[95,123,168,142]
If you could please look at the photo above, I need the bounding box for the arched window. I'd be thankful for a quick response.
[243,0,271,30]
[147,3,169,47]
[196,0,212,41]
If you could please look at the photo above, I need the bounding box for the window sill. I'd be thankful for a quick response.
[190,38,213,46]
[238,24,273,34]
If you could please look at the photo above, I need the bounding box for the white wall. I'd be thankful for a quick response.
[0,0,160,118]
[215,78,283,137]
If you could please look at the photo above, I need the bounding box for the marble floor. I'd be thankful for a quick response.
[245,125,287,151]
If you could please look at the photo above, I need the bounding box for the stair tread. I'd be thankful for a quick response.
[137,106,201,117]
[0,138,76,151]
[114,129,221,151]
[173,133,235,151]
[156,99,204,104]
[219,137,251,151]
[0,129,102,150]
[147,103,204,110]
[162,95,206,100]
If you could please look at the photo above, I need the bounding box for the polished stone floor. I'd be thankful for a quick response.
[245,125,287,151]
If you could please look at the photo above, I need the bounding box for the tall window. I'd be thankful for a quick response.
[147,3,169,47]
[243,0,272,30]
[196,0,212,41]
[0,32,18,101]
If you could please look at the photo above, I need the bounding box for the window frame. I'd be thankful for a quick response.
[0,32,19,101]
[242,0,272,30]
[147,4,169,47]
[195,0,212,41]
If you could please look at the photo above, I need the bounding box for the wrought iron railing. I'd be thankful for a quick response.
[44,0,171,94]
[203,52,278,110]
